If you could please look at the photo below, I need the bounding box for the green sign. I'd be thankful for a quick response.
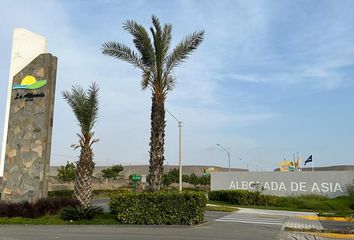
[132,174,141,181]
[132,174,141,192]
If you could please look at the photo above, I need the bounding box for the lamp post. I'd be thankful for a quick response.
[216,144,231,172]
[166,108,183,191]
[239,158,249,171]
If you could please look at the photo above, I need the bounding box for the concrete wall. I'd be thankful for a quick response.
[211,171,354,198]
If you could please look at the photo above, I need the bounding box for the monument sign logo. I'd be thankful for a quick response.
[12,75,47,90]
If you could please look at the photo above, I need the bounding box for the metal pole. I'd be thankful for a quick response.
[239,158,249,171]
[178,121,182,191]
[216,144,231,172]
[227,152,231,172]
[165,108,183,191]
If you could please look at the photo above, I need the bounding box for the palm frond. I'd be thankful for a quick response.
[63,85,86,131]
[62,83,100,145]
[150,15,166,92]
[162,24,172,59]
[165,30,205,74]
[141,70,153,90]
[85,82,99,133]
[101,42,145,70]
[165,75,175,92]
[123,20,155,66]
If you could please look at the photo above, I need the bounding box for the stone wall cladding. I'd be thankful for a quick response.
[1,53,57,202]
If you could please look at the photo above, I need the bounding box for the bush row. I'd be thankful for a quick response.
[161,168,210,187]
[208,190,354,211]
[48,189,130,198]
[208,190,273,206]
[0,197,79,218]
[110,191,207,224]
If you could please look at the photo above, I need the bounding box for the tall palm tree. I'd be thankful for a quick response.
[101,15,204,191]
[63,83,99,207]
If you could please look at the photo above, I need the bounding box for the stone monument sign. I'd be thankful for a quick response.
[1,29,57,202]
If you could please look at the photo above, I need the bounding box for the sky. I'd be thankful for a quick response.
[0,0,354,171]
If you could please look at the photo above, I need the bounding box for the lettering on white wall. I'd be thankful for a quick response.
[229,180,344,194]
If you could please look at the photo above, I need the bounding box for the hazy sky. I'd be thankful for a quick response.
[1,0,354,170]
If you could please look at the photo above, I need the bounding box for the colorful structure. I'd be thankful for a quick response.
[280,158,301,172]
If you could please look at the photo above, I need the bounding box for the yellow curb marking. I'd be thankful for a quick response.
[313,233,354,239]
[297,215,354,222]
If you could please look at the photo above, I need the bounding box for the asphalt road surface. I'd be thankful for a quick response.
[0,212,287,240]
[0,199,346,239]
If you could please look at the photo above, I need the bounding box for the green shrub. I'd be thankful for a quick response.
[48,189,130,198]
[101,165,124,180]
[349,202,354,211]
[209,190,274,205]
[161,169,210,188]
[57,161,76,182]
[208,190,354,212]
[60,205,104,220]
[0,198,79,218]
[110,191,206,224]
[48,190,74,198]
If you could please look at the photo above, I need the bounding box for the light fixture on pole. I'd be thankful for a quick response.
[216,143,231,172]
[166,108,183,191]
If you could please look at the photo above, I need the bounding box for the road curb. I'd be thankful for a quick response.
[297,215,354,222]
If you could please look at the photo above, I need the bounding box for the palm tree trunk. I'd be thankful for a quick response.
[148,93,166,191]
[74,144,95,207]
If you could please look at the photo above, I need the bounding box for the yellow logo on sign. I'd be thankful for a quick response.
[13,76,47,90]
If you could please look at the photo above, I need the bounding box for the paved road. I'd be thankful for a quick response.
[0,211,288,240]
[0,201,344,239]
[0,224,286,240]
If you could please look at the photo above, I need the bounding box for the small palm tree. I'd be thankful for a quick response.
[63,83,99,207]
[101,15,204,191]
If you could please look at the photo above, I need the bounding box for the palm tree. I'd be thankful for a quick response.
[62,83,99,207]
[101,15,204,191]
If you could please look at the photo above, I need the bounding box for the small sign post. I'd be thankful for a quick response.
[132,174,141,192]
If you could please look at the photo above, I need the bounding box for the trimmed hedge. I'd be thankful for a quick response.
[208,190,354,212]
[208,190,273,206]
[110,191,207,224]
[48,189,130,198]
[48,190,74,198]
[0,197,79,218]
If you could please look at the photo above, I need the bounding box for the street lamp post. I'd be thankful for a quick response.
[216,144,231,172]
[239,158,249,171]
[177,121,182,191]
[166,109,183,191]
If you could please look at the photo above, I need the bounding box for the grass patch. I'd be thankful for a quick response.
[0,213,118,225]
[0,215,64,225]
[206,205,236,212]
